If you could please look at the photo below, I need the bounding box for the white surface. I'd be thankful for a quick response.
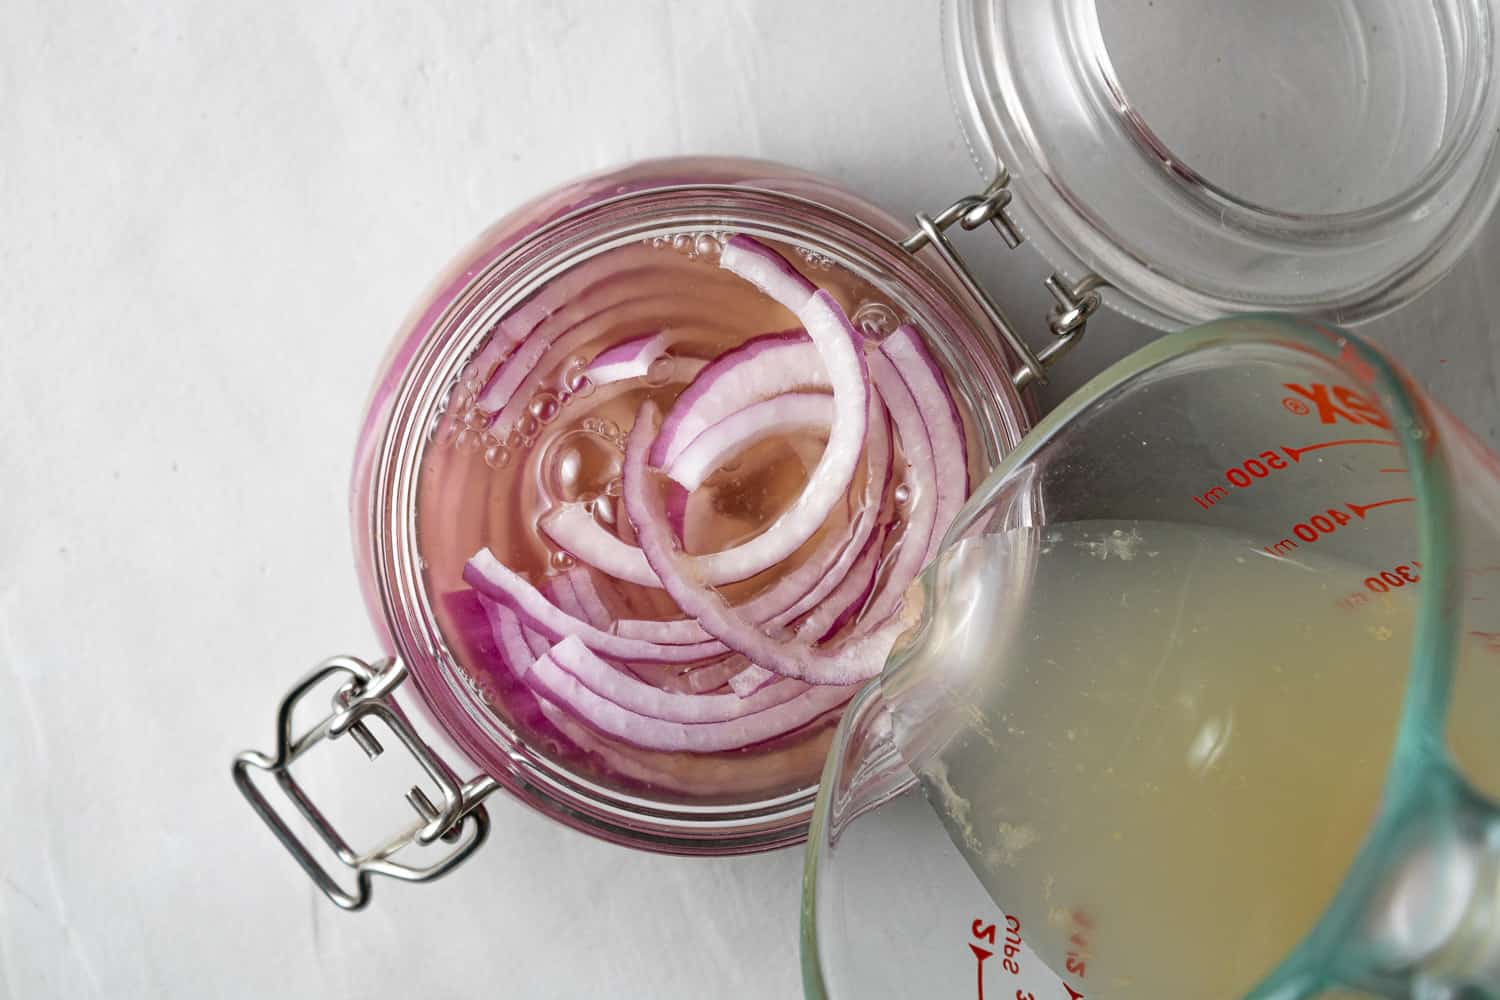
[3,3,1500,999]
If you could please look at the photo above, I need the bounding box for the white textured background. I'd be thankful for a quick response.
[3,3,1498,998]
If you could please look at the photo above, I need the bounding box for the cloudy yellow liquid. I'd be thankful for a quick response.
[905,521,1423,997]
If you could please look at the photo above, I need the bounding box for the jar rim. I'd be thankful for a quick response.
[364,175,1032,853]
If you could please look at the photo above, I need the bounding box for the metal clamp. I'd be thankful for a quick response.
[901,166,1109,389]
[232,655,499,910]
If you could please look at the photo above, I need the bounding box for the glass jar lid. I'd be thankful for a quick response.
[944,0,1500,327]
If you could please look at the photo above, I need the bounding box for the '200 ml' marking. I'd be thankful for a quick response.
[970,915,1085,1000]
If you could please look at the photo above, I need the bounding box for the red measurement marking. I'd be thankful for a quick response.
[966,947,990,1000]
[1348,496,1416,519]
[1063,986,1086,1000]
[1282,396,1312,415]
[1000,914,1023,975]
[1267,499,1411,555]
[1282,438,1399,463]
[1379,467,1408,474]
[1282,383,1391,428]
[1336,342,1380,386]
[970,919,997,999]
[1191,439,1399,509]
[1470,631,1500,654]
[1064,909,1092,983]
[1359,561,1422,596]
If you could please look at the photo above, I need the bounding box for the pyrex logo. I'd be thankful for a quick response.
[1281,383,1390,429]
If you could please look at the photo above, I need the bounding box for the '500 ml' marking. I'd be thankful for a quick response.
[1192,439,1399,509]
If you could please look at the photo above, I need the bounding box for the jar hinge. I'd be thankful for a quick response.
[900,165,1110,389]
[232,654,499,910]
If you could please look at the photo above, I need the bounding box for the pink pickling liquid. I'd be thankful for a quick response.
[415,235,984,803]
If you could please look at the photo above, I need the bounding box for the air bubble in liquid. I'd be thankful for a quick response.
[562,357,595,397]
[593,495,616,525]
[456,428,483,451]
[447,387,475,414]
[644,354,675,388]
[530,391,561,424]
[550,550,576,570]
[520,416,540,438]
[484,444,512,469]
[583,417,621,442]
[431,413,459,445]
[464,407,491,430]
[541,429,624,503]
[853,301,900,341]
[694,233,721,258]
[894,482,912,505]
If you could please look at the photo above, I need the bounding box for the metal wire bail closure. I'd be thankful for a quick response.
[901,163,1109,389]
[232,654,499,910]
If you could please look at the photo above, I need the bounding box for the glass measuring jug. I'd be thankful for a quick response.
[802,314,1500,998]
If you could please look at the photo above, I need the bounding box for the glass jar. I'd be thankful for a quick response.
[236,155,1048,906]
[944,0,1500,327]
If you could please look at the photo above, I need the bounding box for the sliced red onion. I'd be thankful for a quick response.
[648,330,817,470]
[520,642,855,753]
[720,234,817,314]
[584,330,673,385]
[564,566,615,630]
[664,392,833,491]
[880,324,969,562]
[489,318,693,435]
[531,635,811,723]
[681,656,753,694]
[543,576,588,624]
[728,665,776,698]
[859,350,939,626]
[539,506,661,587]
[481,288,712,435]
[613,396,893,646]
[623,402,917,686]
[483,601,705,788]
[545,290,869,587]
[473,259,651,411]
[485,596,549,668]
[464,549,726,663]
[800,525,889,644]
[650,275,872,588]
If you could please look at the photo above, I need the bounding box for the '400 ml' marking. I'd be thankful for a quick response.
[1191,438,1400,509]
[1261,497,1416,556]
